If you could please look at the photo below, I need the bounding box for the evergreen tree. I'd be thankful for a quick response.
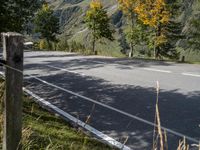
[159,21,183,59]
[159,1,184,59]
[0,0,42,33]
[85,0,114,55]
[187,18,200,50]
[34,4,59,49]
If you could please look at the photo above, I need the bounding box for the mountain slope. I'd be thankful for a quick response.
[48,0,124,56]
[48,0,200,60]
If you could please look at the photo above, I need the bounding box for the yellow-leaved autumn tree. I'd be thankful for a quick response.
[134,0,170,58]
[90,0,102,9]
[117,0,139,57]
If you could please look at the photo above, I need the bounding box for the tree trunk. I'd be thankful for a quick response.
[155,47,160,59]
[155,8,164,59]
[92,20,97,55]
[155,24,162,59]
[129,43,134,58]
[129,13,135,58]
[54,42,57,51]
[92,35,97,55]
[154,43,156,59]
[47,39,51,50]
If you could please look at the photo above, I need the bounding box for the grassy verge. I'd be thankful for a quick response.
[124,55,200,65]
[0,78,115,150]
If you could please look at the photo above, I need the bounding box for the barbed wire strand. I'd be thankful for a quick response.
[0,62,199,144]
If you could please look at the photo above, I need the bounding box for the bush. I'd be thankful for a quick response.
[34,37,88,54]
[39,39,49,50]
[69,40,87,54]
[180,49,200,62]
[56,39,69,51]
[37,39,58,51]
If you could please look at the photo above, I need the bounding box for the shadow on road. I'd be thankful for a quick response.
[25,53,80,58]
[24,63,200,150]
[24,51,174,71]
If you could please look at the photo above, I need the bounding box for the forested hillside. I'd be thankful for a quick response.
[38,0,200,61]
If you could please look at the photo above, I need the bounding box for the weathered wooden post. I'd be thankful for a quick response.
[2,32,24,150]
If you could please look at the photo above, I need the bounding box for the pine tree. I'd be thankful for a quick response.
[187,18,200,50]
[85,0,114,55]
[0,0,43,33]
[34,3,59,49]
[161,1,184,59]
[159,20,183,59]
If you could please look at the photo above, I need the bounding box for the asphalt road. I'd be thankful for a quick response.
[6,51,200,149]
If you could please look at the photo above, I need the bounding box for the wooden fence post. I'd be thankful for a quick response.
[2,32,24,150]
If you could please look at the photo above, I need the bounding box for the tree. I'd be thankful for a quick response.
[125,22,149,55]
[118,29,129,54]
[134,0,170,58]
[159,20,183,59]
[117,0,139,57]
[34,3,59,49]
[85,0,114,54]
[187,18,200,50]
[0,0,42,33]
[142,1,183,59]
[158,1,184,59]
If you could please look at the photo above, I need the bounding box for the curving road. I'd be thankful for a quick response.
[6,51,200,149]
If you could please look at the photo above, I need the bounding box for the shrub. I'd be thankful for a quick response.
[39,39,48,50]
[57,39,69,51]
[69,40,87,54]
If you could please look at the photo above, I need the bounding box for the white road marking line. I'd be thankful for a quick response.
[24,72,60,79]
[1,70,198,144]
[46,65,86,76]
[143,68,172,73]
[182,73,200,78]
[24,74,198,144]
[23,88,132,150]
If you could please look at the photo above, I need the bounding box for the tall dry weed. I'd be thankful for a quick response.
[153,81,168,150]
[177,137,189,150]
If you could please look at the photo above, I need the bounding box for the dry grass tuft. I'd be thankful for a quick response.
[153,81,168,150]
[20,127,34,149]
[121,136,129,149]
[177,137,189,150]
[85,104,96,126]
[191,141,200,150]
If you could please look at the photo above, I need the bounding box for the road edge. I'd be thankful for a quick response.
[0,71,132,150]
[23,88,132,150]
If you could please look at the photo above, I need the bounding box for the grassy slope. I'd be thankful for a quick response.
[51,0,200,62]
[0,78,115,150]
[49,0,124,58]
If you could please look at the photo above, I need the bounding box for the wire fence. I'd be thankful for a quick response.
[0,60,199,148]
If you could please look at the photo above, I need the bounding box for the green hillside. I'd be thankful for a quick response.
[46,0,200,62]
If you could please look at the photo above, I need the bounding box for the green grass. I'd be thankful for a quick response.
[180,49,200,63]
[0,78,115,150]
